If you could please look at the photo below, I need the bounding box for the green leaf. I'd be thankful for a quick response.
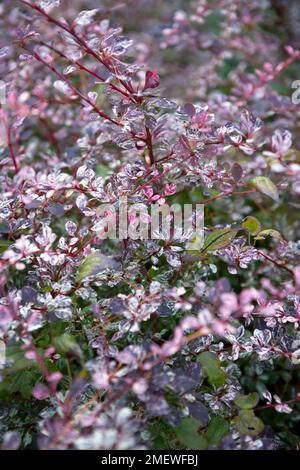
[254,229,283,241]
[53,333,82,359]
[76,251,121,283]
[9,370,38,399]
[233,410,264,437]
[234,392,259,410]
[197,351,226,387]
[96,163,110,177]
[202,228,238,252]
[0,239,13,254]
[242,217,261,236]
[250,176,279,202]
[5,345,35,372]
[205,417,229,445]
[176,418,208,450]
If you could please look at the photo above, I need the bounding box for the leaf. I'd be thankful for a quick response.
[250,176,279,202]
[242,216,261,236]
[0,239,13,254]
[233,410,264,437]
[76,251,121,283]
[1,431,21,450]
[75,9,99,26]
[143,70,160,90]
[96,163,110,177]
[53,333,82,359]
[188,402,209,426]
[197,352,226,387]
[39,1,60,14]
[202,228,238,252]
[205,417,229,445]
[234,392,259,410]
[5,345,35,372]
[176,417,208,450]
[9,370,37,399]
[254,229,283,241]
[231,163,243,182]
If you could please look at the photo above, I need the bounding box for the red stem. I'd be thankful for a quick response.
[39,117,62,157]
[257,250,294,276]
[7,127,19,173]
[145,126,154,165]
[39,40,137,104]
[19,0,135,96]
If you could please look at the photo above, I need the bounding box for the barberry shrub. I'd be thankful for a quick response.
[1,0,300,450]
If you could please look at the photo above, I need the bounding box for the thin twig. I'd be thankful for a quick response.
[7,127,19,173]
